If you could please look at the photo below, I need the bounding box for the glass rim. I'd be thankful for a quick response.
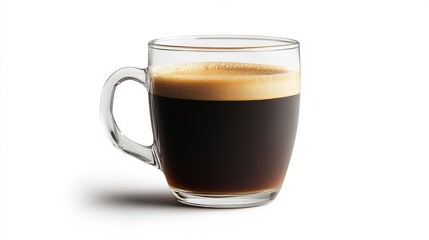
[148,35,300,52]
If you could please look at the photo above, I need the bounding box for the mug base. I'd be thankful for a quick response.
[170,188,280,208]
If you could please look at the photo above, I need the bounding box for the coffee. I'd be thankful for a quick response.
[150,62,300,195]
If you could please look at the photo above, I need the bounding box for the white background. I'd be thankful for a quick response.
[1,0,429,239]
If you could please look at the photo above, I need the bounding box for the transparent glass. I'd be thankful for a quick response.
[101,35,300,208]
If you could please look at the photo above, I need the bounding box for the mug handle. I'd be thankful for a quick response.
[100,67,159,168]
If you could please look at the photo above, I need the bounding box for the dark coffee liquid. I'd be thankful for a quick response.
[150,94,300,194]
[150,62,300,194]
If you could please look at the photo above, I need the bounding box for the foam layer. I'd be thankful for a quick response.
[150,62,300,101]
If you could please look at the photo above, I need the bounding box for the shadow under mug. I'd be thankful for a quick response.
[101,35,300,208]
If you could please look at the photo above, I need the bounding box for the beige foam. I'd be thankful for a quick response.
[149,62,300,101]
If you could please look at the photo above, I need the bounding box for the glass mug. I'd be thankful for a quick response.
[100,35,300,208]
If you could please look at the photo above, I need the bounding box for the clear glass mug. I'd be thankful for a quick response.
[101,35,300,208]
